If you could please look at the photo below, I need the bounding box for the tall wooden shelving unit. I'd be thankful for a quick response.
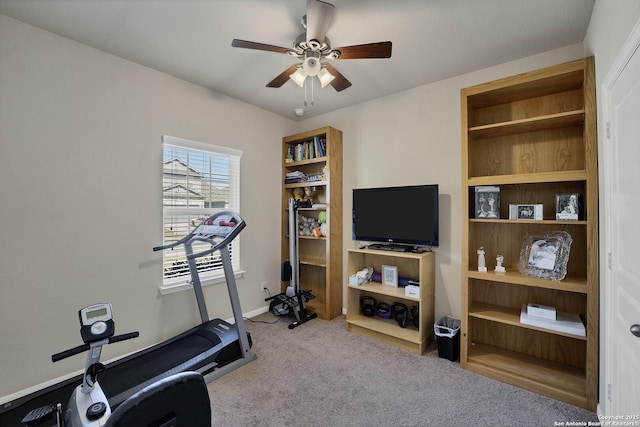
[281,126,343,320]
[460,57,598,410]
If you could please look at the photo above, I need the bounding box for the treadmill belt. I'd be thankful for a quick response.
[100,333,219,400]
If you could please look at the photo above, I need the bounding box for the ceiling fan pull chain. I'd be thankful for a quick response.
[311,76,315,106]
[304,77,308,107]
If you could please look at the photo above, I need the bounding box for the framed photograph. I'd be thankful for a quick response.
[509,204,543,220]
[556,193,580,220]
[381,265,398,287]
[518,231,573,281]
[474,186,500,219]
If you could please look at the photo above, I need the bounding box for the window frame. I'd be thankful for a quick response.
[160,135,244,295]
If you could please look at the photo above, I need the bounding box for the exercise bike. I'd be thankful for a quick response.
[22,303,210,427]
[22,303,138,426]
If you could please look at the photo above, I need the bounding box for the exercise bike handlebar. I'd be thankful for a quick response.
[51,331,139,363]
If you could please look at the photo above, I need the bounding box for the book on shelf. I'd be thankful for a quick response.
[286,137,326,162]
[284,172,324,184]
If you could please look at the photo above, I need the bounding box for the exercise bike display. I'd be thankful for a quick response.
[22,303,139,426]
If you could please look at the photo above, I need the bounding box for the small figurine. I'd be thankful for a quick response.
[477,247,487,272]
[495,254,506,273]
[304,186,315,204]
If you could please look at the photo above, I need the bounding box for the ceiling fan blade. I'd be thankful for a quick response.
[231,39,291,54]
[334,41,392,60]
[324,64,352,92]
[306,0,335,46]
[266,64,300,88]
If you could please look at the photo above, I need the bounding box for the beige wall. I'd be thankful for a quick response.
[0,14,292,397]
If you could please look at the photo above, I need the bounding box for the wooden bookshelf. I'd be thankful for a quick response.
[460,57,598,410]
[281,127,343,320]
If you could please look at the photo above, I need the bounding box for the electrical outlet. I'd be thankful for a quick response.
[260,281,268,292]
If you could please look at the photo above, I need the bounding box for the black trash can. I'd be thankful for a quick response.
[434,316,460,361]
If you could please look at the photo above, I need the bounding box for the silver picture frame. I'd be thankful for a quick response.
[518,231,573,281]
[381,265,399,287]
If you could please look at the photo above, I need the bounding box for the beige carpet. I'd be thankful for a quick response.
[207,313,598,427]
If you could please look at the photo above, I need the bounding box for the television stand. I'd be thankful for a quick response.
[346,248,435,354]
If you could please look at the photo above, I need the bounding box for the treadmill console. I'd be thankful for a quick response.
[193,214,238,239]
[79,303,115,343]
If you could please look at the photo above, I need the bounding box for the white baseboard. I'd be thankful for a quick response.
[226,305,270,323]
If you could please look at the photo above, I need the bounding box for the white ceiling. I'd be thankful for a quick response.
[0,0,595,120]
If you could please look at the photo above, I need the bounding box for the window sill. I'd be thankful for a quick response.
[159,270,246,295]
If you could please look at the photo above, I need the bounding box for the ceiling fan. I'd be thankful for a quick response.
[231,0,392,92]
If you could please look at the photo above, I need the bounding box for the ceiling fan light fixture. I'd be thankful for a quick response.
[317,67,335,88]
[290,68,307,87]
[327,49,341,60]
[302,54,321,76]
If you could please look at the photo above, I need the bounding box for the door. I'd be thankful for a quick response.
[604,23,640,415]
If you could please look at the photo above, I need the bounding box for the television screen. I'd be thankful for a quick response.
[352,184,439,248]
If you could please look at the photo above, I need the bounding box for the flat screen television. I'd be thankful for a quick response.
[352,184,439,248]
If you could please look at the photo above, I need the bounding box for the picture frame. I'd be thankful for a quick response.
[474,186,500,219]
[509,204,543,220]
[556,193,580,220]
[381,265,399,287]
[518,231,573,281]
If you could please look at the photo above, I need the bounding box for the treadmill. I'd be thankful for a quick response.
[1,211,256,425]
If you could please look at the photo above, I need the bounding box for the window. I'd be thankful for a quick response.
[161,135,242,293]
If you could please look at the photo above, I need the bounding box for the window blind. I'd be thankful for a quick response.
[161,135,242,288]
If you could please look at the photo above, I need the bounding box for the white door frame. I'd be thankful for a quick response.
[601,15,640,417]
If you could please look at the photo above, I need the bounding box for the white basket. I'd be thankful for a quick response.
[434,315,460,338]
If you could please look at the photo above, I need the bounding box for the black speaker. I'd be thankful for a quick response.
[280,261,291,282]
[360,296,377,317]
[392,302,409,328]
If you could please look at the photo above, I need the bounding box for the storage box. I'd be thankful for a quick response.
[404,285,420,298]
[519,305,585,336]
[509,204,543,220]
[527,303,556,320]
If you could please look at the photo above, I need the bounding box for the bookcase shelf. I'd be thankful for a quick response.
[461,57,598,411]
[468,302,587,340]
[466,343,587,409]
[468,110,585,139]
